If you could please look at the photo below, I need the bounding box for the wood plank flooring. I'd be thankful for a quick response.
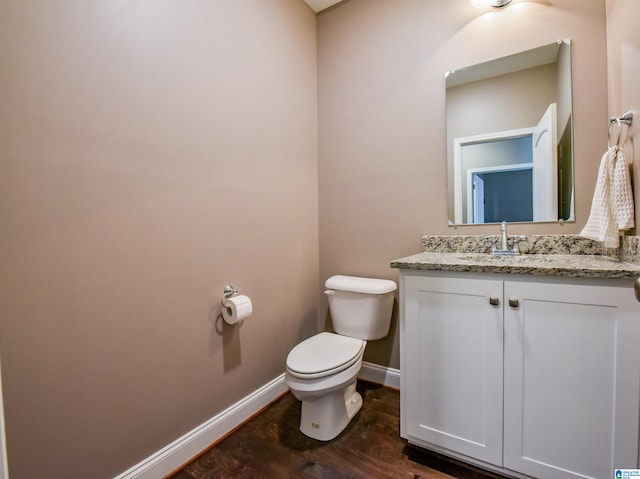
[169,381,509,479]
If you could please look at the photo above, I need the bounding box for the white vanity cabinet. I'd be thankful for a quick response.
[400,270,640,479]
[401,273,505,466]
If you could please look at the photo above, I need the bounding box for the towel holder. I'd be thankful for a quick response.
[608,111,633,148]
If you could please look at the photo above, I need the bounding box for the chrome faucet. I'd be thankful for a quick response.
[491,221,520,255]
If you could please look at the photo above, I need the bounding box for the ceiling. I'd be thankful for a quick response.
[303,0,343,13]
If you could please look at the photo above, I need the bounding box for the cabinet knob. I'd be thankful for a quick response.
[509,298,519,308]
[489,297,500,306]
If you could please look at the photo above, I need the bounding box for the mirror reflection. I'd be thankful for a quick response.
[446,40,574,225]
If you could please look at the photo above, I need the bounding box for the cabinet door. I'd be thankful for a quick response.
[504,280,640,479]
[402,274,504,466]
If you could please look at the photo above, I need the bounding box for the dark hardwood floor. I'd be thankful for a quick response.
[169,381,509,479]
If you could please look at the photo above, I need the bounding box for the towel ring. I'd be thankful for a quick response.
[608,118,623,148]
[608,111,634,148]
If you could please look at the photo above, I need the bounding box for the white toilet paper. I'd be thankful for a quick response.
[221,294,252,325]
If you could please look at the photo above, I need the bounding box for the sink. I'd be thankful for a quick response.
[448,253,560,264]
[449,253,493,262]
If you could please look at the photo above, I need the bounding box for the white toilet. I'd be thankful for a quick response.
[285,274,397,441]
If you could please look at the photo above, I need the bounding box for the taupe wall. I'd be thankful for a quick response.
[0,0,621,477]
[606,0,640,229]
[317,0,608,368]
[0,1,318,478]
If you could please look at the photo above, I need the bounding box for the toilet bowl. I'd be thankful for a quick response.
[285,275,397,441]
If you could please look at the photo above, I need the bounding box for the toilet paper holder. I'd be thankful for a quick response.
[220,285,253,325]
[221,285,238,306]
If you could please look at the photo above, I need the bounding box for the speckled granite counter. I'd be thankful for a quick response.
[391,252,640,278]
[391,234,640,279]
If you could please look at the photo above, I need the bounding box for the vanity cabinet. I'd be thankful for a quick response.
[400,270,640,479]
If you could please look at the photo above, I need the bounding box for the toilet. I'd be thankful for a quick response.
[285,274,397,441]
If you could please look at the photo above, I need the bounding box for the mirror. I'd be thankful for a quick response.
[446,40,574,225]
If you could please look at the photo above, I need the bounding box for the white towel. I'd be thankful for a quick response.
[580,145,634,248]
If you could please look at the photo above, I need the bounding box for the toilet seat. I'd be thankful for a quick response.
[286,332,365,379]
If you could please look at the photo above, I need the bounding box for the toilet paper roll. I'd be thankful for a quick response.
[221,294,252,325]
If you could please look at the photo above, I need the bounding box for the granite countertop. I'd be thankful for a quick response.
[390,251,640,279]
[390,235,640,279]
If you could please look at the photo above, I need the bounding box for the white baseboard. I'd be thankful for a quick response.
[359,361,400,389]
[113,373,288,479]
[113,362,400,479]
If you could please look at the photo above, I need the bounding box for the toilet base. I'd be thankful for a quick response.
[299,381,362,441]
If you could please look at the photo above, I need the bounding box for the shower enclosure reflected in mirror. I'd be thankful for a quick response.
[446,39,574,225]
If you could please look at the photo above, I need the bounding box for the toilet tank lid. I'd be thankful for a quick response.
[324,275,397,294]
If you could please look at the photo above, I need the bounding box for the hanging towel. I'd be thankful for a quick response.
[580,145,634,248]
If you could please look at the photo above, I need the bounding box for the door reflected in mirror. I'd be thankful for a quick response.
[446,40,574,225]
[464,136,533,224]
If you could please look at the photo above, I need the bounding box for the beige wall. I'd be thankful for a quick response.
[317,0,608,367]
[606,0,640,229]
[0,1,318,478]
[0,0,621,477]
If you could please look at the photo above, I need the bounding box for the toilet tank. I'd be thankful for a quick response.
[324,275,397,340]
